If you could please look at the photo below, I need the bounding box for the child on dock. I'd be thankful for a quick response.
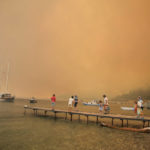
[99,100,103,114]
[134,101,137,114]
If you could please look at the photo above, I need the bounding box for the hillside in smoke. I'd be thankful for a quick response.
[112,88,150,101]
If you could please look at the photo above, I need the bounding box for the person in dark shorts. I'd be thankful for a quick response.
[74,95,78,110]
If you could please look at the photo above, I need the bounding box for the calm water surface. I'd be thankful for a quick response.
[0,99,150,150]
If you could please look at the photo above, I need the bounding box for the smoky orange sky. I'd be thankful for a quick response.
[0,0,150,99]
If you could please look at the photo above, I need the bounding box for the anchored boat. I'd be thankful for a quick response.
[0,63,15,102]
[82,100,99,106]
[0,93,15,102]
[29,97,37,103]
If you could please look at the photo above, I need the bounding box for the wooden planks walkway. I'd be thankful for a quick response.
[24,105,150,128]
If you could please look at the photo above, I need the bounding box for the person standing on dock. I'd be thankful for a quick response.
[51,94,56,110]
[103,94,109,114]
[68,96,74,112]
[137,96,144,118]
[99,100,103,114]
[74,95,78,111]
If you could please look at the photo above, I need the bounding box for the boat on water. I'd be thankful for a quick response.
[29,97,37,103]
[100,122,150,133]
[121,107,134,111]
[0,63,15,102]
[0,93,15,102]
[83,100,99,106]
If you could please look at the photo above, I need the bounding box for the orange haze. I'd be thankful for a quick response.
[0,0,150,99]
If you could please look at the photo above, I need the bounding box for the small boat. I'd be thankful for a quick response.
[83,100,99,106]
[29,97,37,103]
[100,122,150,133]
[0,63,15,102]
[0,93,15,102]
[121,107,134,111]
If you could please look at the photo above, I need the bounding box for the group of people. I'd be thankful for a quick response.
[98,95,110,114]
[50,94,79,111]
[68,95,79,111]
[50,94,110,113]
[50,94,145,117]
[134,96,144,118]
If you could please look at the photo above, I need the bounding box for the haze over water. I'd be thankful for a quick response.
[0,0,150,98]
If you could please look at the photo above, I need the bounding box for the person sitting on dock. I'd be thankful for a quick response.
[51,94,56,110]
[99,100,103,114]
[68,96,74,112]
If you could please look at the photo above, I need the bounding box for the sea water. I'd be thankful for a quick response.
[0,99,150,150]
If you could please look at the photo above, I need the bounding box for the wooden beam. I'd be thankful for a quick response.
[65,112,67,120]
[112,118,114,126]
[24,109,26,115]
[78,115,80,122]
[96,116,98,124]
[54,112,56,119]
[143,121,145,128]
[121,119,124,127]
[44,110,47,116]
[70,113,72,121]
[127,120,128,127]
[87,115,89,124]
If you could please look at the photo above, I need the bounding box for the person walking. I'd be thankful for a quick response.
[68,96,74,112]
[103,94,109,114]
[51,94,56,110]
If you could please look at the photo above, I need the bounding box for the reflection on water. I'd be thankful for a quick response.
[0,99,150,150]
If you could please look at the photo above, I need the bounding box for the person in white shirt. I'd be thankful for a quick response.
[68,96,74,111]
[103,94,109,114]
[137,96,144,118]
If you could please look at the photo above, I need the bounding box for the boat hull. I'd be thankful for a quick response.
[0,97,15,102]
[82,102,99,106]
[121,107,134,111]
[29,100,37,103]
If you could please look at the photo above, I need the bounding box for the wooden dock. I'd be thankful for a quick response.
[24,105,150,128]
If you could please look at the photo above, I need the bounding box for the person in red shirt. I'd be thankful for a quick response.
[51,94,56,110]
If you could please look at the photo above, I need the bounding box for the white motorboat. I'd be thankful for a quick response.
[82,100,99,106]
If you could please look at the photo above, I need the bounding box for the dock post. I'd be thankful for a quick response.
[78,115,80,122]
[44,110,47,116]
[70,113,72,121]
[24,108,26,115]
[54,111,57,119]
[121,119,124,127]
[143,121,145,128]
[86,115,89,124]
[112,118,114,126]
[65,112,67,120]
[96,116,98,124]
[127,120,128,127]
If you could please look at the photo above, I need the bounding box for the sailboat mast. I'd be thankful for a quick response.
[6,63,10,92]
[0,65,1,91]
